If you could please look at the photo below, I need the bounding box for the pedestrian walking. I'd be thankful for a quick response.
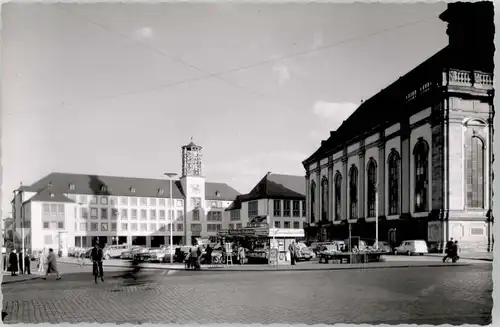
[18,251,24,274]
[205,244,213,265]
[442,238,454,262]
[288,241,297,265]
[24,252,31,275]
[78,250,86,267]
[44,248,62,280]
[38,249,46,273]
[8,250,18,276]
[238,246,246,265]
[450,240,460,262]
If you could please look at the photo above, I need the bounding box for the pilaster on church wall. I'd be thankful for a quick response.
[384,128,401,217]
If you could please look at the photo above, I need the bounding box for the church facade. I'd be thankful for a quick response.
[302,2,494,253]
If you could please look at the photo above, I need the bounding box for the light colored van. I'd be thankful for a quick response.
[394,240,428,255]
[104,244,130,259]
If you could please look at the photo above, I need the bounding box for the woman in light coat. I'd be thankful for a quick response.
[38,249,46,273]
[44,248,61,280]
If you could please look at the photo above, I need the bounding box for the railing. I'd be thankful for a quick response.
[444,69,493,90]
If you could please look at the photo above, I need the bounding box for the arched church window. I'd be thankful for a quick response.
[334,172,342,220]
[413,140,429,212]
[310,181,316,223]
[466,135,485,208]
[367,159,377,217]
[388,150,401,215]
[349,166,358,219]
[321,177,329,221]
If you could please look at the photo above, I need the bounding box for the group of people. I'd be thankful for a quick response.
[443,238,460,262]
[7,248,61,280]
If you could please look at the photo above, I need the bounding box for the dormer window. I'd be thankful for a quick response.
[215,191,221,198]
[50,193,55,198]
[158,189,164,195]
[100,185,107,192]
[48,182,53,188]
[69,184,75,190]
[130,187,136,193]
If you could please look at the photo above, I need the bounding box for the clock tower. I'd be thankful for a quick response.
[180,138,206,245]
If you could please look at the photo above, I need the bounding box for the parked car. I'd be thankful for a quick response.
[394,240,428,256]
[296,243,315,261]
[120,246,146,260]
[103,244,130,259]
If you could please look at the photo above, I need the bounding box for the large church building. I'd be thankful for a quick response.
[302,2,494,253]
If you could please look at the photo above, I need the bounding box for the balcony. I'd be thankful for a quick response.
[443,69,493,90]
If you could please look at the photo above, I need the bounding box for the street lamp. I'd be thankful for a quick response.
[375,180,379,251]
[164,173,177,264]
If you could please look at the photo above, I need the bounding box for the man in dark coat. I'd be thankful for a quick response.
[90,243,104,282]
[442,237,454,262]
[8,250,18,276]
[24,252,31,275]
[18,251,24,274]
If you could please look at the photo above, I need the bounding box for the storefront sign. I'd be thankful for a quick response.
[269,228,305,238]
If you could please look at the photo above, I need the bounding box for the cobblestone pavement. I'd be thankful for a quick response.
[2,264,492,325]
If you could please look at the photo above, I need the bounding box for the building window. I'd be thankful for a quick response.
[131,223,138,232]
[293,221,300,229]
[90,223,98,231]
[69,183,75,190]
[159,198,166,206]
[131,209,137,220]
[140,198,147,206]
[140,223,147,231]
[42,204,50,216]
[207,224,222,232]
[101,185,107,193]
[388,150,400,215]
[301,200,306,217]
[236,223,242,229]
[284,221,290,229]
[140,209,147,220]
[248,201,258,219]
[120,197,128,205]
[176,210,183,219]
[273,200,281,217]
[130,198,138,206]
[414,140,429,212]
[230,210,240,221]
[111,223,117,232]
[207,211,222,221]
[274,221,281,228]
[191,197,202,208]
[81,208,89,219]
[321,177,329,221]
[120,223,128,231]
[121,209,128,220]
[100,208,108,219]
[158,224,165,231]
[79,222,87,231]
[90,208,98,219]
[90,196,97,205]
[334,173,342,220]
[130,187,136,193]
[159,210,165,220]
[292,200,300,217]
[150,209,156,220]
[367,159,377,218]
[50,204,57,216]
[158,189,164,196]
[349,166,358,219]
[191,224,202,232]
[43,222,49,229]
[101,223,109,232]
[192,210,200,221]
[57,222,64,229]
[471,227,484,236]
[150,198,157,206]
[283,200,291,217]
[176,200,183,207]
[466,136,485,208]
[110,197,117,206]
[228,223,234,230]
[100,196,108,205]
[111,209,118,220]
[147,223,155,232]
[79,195,87,204]
[310,181,316,223]
[58,204,64,215]
[177,224,183,232]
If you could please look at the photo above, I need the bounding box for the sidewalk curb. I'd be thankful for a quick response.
[57,260,472,272]
[425,254,493,262]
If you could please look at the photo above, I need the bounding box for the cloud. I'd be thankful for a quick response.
[272,63,291,86]
[312,101,358,129]
[134,27,153,39]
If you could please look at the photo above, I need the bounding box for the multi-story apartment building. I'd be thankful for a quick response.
[226,172,306,230]
[11,140,240,254]
[302,2,494,252]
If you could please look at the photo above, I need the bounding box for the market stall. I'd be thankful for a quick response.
[217,222,305,266]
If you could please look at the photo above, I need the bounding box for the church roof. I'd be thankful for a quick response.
[20,172,240,201]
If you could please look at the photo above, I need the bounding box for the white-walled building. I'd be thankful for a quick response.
[302,2,494,253]
[11,140,240,254]
[226,172,306,230]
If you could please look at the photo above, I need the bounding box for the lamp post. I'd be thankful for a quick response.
[375,180,379,251]
[164,173,177,264]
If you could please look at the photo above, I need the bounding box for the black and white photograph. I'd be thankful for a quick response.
[0,1,494,325]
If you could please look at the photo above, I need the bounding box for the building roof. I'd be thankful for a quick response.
[20,172,240,201]
[226,173,305,211]
[25,188,74,204]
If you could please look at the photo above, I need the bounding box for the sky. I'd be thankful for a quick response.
[2,2,448,216]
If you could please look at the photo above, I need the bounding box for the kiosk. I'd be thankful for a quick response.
[217,218,304,266]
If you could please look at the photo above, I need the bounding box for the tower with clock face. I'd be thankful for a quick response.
[180,138,206,245]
